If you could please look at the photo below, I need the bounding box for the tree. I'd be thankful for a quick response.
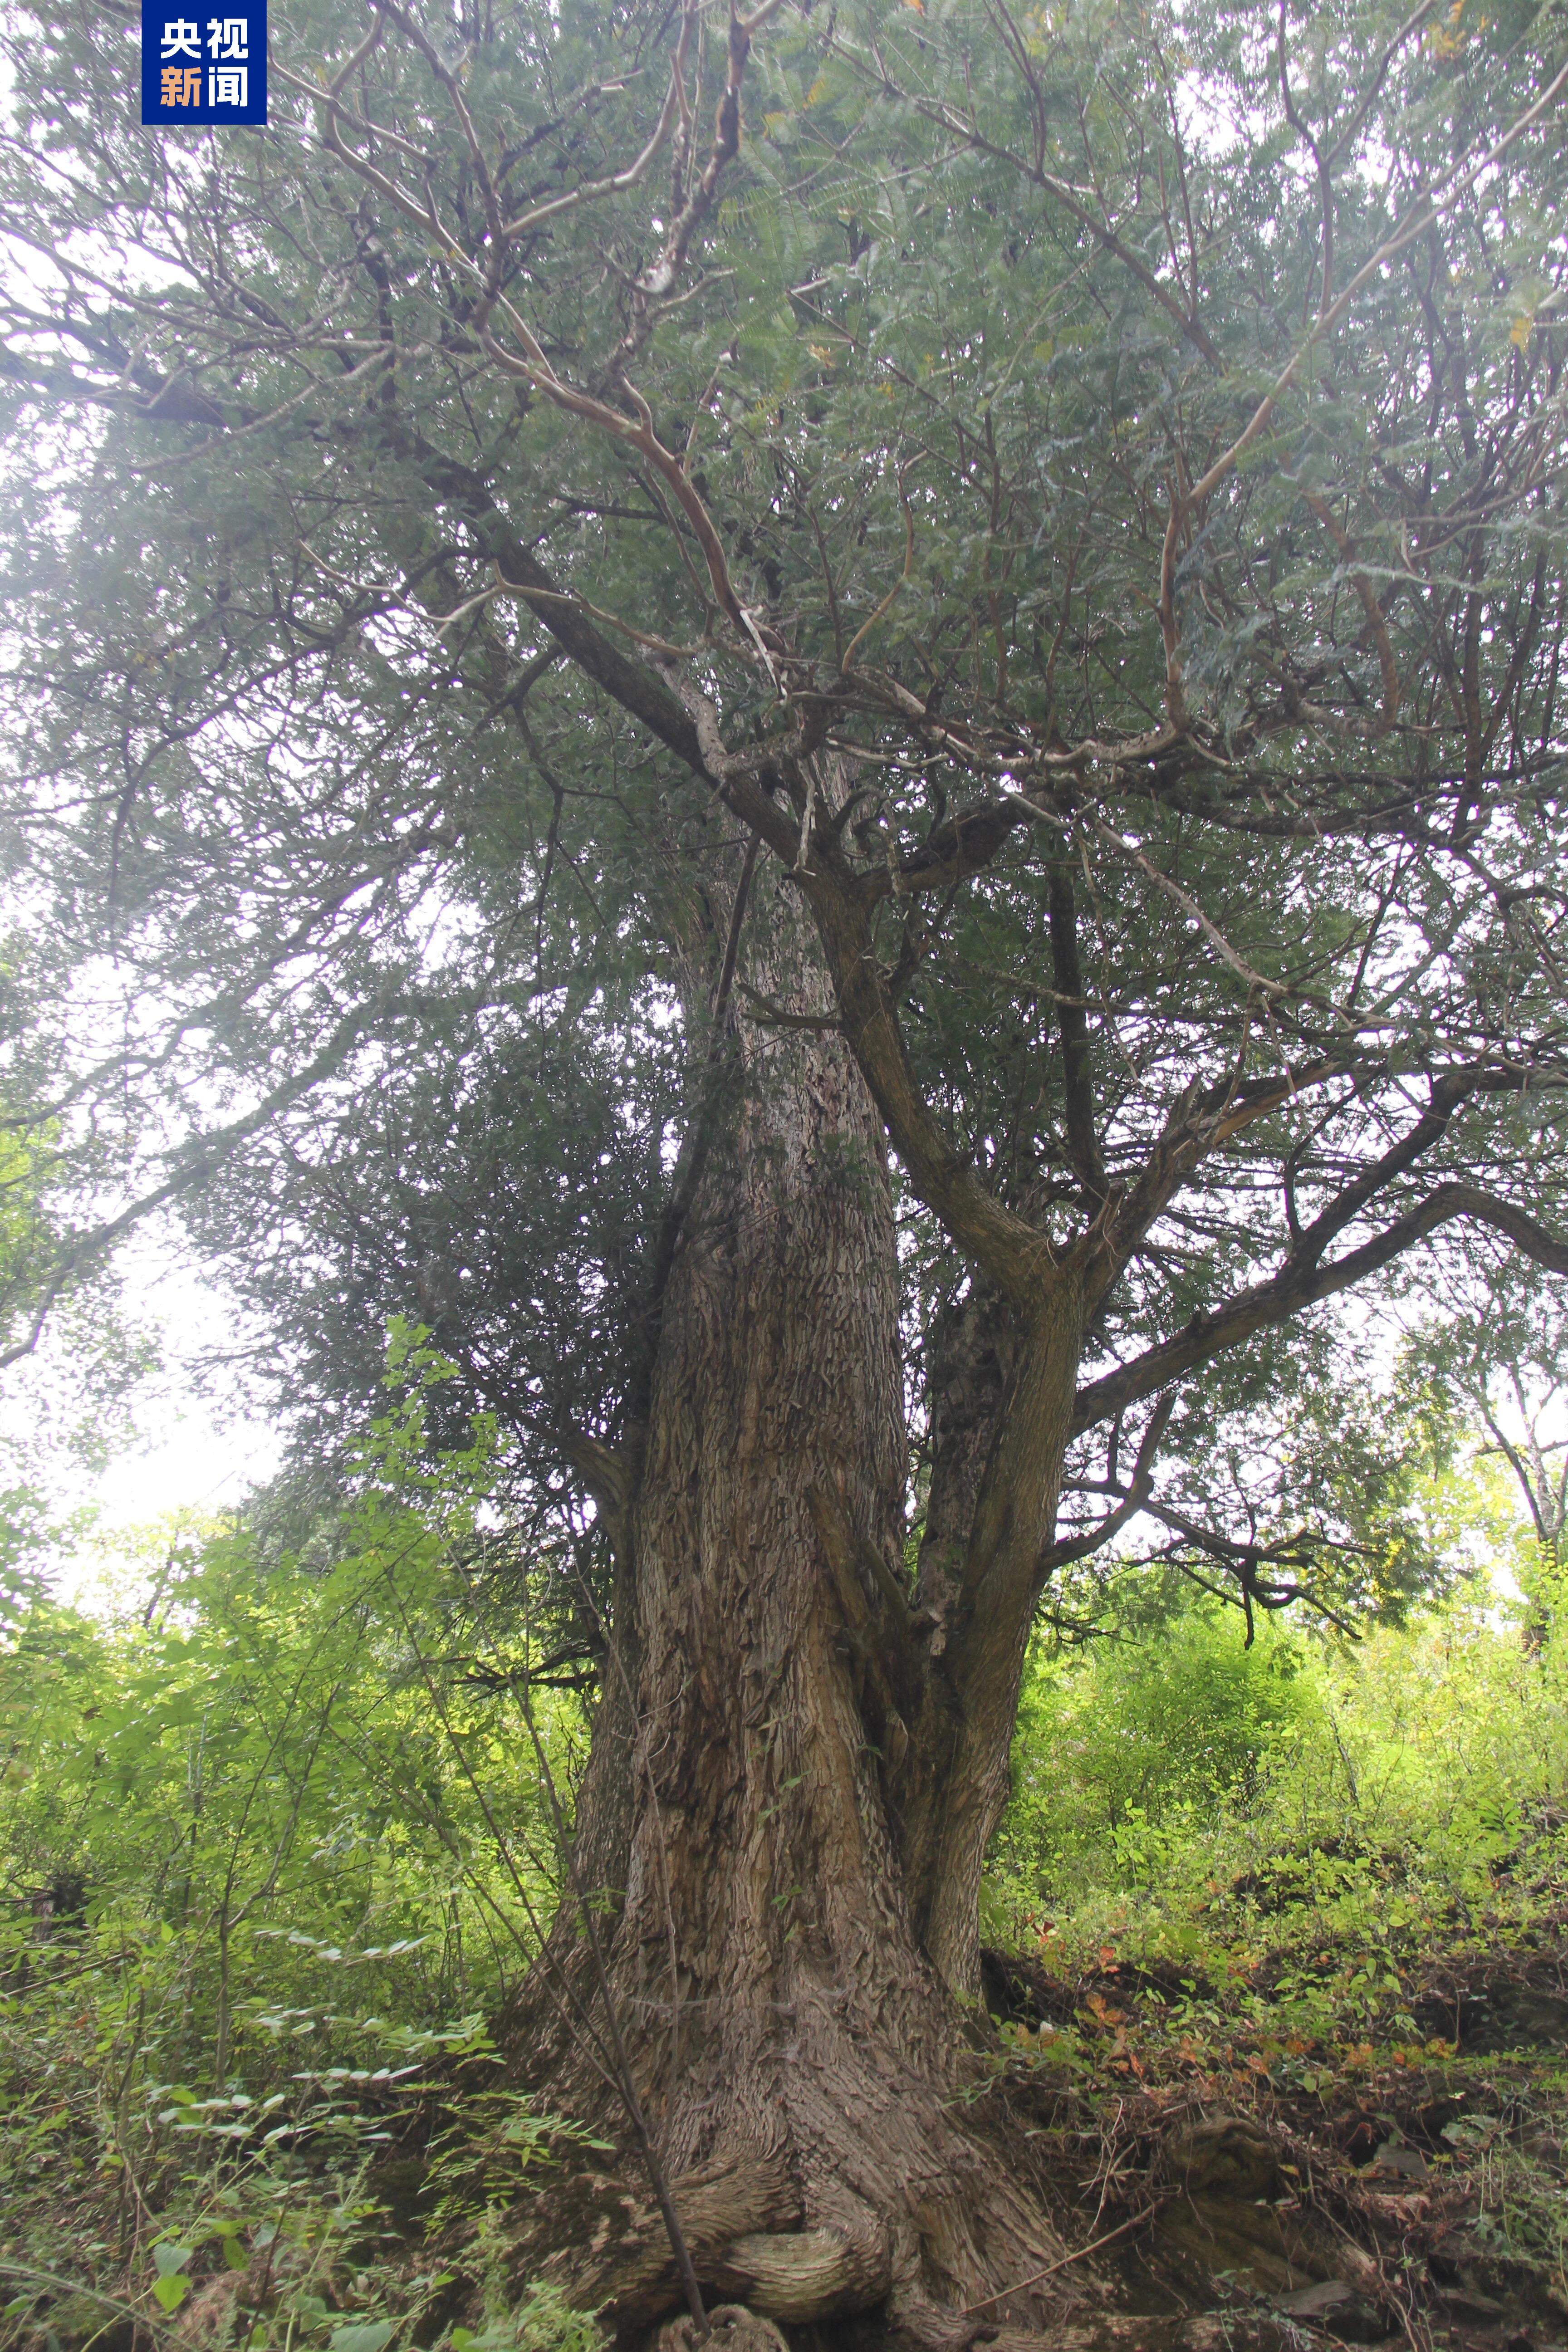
[3,0,1568,2331]
[1410,1254,1568,1626]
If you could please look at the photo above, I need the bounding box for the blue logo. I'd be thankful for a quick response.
[142,7,267,124]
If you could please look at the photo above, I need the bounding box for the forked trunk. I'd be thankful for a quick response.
[498,869,1083,2348]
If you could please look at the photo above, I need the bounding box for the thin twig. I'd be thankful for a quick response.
[958,2201,1167,2316]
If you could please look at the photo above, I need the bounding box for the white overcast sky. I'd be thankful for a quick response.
[2,1237,283,1608]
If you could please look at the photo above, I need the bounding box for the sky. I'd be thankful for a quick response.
[88,1269,282,1523]
[4,1233,284,1610]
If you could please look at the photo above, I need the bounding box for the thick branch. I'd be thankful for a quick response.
[803,868,1054,1304]
[1074,1182,1568,1432]
[1039,1391,1174,1572]
[383,426,799,859]
[1091,1055,1358,1296]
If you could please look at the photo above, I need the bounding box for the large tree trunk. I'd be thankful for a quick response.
[496,865,1081,2348]
[900,1269,1081,2005]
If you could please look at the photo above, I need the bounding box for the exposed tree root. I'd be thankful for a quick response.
[487,2154,801,2331]
[479,2132,1054,2340]
[709,2217,892,2323]
[652,2305,790,2352]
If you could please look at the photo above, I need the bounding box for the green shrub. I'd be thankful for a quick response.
[984,1583,1568,1973]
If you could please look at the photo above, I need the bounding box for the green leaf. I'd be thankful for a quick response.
[151,2275,190,2313]
[152,2244,194,2278]
[330,2322,395,2352]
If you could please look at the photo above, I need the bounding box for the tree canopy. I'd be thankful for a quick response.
[4,0,1568,2327]
[2,0,1564,1578]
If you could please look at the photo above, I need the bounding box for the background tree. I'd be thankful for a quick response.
[1410,1254,1568,1626]
[2,0,1568,2334]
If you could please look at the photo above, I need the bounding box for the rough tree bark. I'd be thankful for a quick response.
[495,849,1086,2350]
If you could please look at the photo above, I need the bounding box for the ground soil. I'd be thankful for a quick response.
[961,1927,1568,2352]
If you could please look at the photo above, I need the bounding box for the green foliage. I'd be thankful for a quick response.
[0,0,1563,1536]
[986,1579,1568,1985]
[0,945,155,1461]
[1007,1600,1316,1851]
[1402,1258,1568,1612]
[976,1578,1568,2347]
[0,1346,592,2350]
[450,2281,603,2352]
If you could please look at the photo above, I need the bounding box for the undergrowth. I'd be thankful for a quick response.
[0,1357,588,2352]
[977,1579,1568,2348]
[5,1423,1568,2349]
